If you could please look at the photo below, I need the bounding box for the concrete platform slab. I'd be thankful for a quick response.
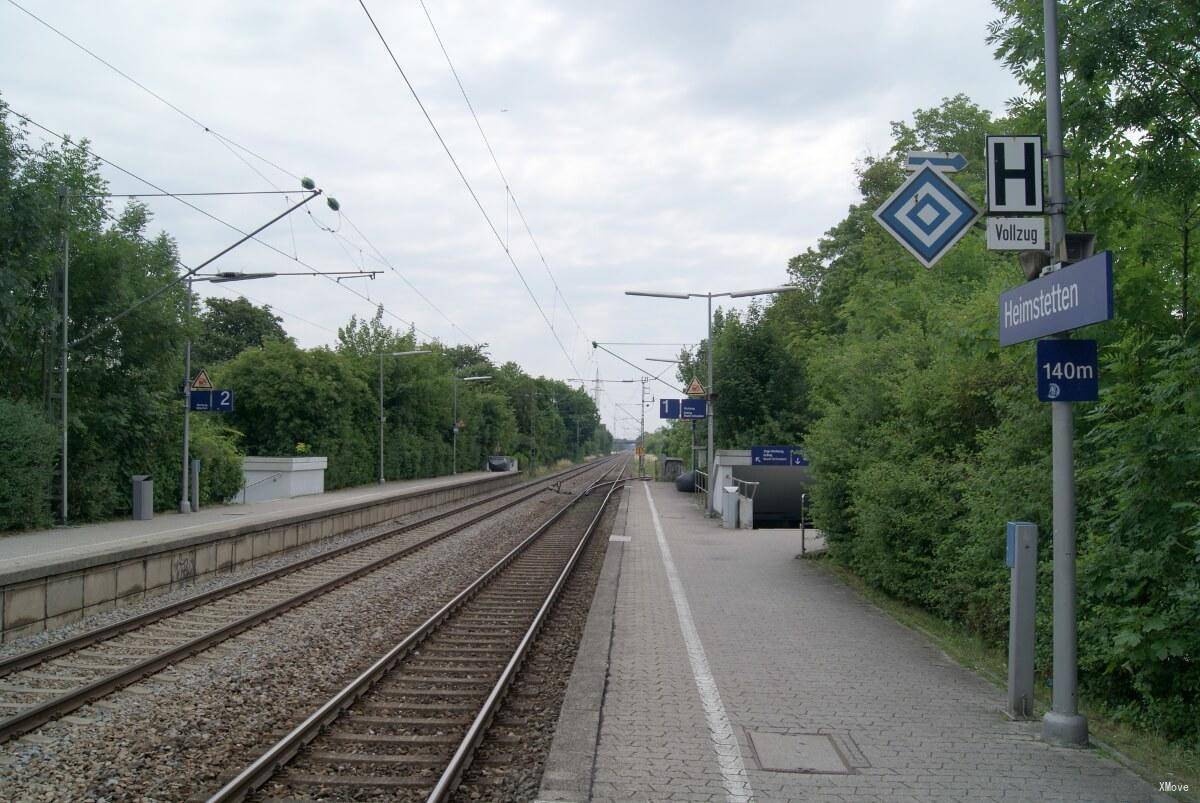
[0,470,520,640]
[0,471,508,585]
[539,481,1165,803]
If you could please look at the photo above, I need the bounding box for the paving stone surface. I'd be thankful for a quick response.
[588,481,1165,802]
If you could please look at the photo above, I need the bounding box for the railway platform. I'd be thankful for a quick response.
[0,470,519,641]
[538,480,1163,802]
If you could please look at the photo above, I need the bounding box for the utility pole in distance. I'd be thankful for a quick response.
[1041,0,1088,748]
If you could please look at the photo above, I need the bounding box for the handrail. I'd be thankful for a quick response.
[732,477,760,501]
[241,471,282,491]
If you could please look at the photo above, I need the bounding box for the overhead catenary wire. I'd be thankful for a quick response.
[592,342,686,396]
[4,0,299,182]
[417,0,591,354]
[5,106,435,343]
[356,0,585,385]
[337,211,480,345]
[3,0,475,348]
[206,282,339,335]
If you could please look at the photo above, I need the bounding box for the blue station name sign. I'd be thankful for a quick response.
[998,251,1113,346]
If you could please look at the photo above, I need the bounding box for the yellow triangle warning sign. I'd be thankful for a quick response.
[686,377,706,397]
[191,369,214,391]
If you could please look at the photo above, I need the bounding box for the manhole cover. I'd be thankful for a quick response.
[747,731,851,774]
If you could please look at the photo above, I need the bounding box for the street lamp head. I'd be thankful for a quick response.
[728,285,798,298]
[625,290,690,299]
[388,350,431,357]
[645,357,681,363]
[460,375,492,382]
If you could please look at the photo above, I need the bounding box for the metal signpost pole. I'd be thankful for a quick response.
[180,278,194,514]
[379,354,386,484]
[1042,0,1087,747]
[452,378,459,476]
[706,293,714,479]
[60,210,69,523]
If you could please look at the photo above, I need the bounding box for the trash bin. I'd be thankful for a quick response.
[132,475,154,521]
[721,486,739,529]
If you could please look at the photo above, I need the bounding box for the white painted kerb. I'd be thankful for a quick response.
[642,482,753,802]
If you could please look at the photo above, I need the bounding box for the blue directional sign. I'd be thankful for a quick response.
[791,450,809,467]
[680,399,707,419]
[906,151,967,172]
[750,446,793,466]
[190,389,235,412]
[873,165,981,268]
[1036,340,1098,402]
[659,398,680,419]
[999,251,1113,346]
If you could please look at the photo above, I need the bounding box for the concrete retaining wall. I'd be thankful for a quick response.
[1,472,522,642]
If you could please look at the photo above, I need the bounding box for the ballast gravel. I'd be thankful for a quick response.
[0,475,599,801]
[0,494,468,664]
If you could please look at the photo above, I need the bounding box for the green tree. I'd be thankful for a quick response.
[192,296,291,367]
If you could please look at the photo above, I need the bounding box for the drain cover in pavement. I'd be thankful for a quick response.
[747,731,851,774]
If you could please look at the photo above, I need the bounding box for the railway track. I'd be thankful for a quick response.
[206,455,629,802]
[0,459,615,745]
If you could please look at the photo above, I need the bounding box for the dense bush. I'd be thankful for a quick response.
[0,399,57,530]
[686,87,1199,742]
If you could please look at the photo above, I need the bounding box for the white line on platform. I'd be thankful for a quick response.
[642,483,753,803]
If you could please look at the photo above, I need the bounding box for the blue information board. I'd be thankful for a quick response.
[190,389,235,412]
[750,446,792,465]
[659,399,680,419]
[791,450,809,467]
[999,252,1113,346]
[680,399,707,419]
[1036,340,1098,402]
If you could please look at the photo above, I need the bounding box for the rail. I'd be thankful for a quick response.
[205,455,628,802]
[0,460,608,743]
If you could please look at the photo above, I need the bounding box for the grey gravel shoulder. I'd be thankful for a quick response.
[536,482,631,803]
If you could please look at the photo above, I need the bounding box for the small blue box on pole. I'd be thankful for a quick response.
[1036,340,1098,402]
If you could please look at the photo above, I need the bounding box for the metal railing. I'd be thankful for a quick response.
[731,477,759,501]
[233,471,282,504]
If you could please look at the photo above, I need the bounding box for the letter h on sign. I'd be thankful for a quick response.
[987,135,1043,214]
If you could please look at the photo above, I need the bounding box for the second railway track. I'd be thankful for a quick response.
[0,458,616,745]
[206,456,629,802]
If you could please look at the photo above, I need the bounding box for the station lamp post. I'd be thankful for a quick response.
[452,374,491,475]
[624,286,797,492]
[377,350,431,484]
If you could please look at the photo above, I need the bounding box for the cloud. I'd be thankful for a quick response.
[0,0,1019,430]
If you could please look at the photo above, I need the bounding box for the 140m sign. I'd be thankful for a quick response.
[1036,339,1098,402]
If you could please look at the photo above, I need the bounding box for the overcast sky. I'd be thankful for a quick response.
[2,0,1021,439]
